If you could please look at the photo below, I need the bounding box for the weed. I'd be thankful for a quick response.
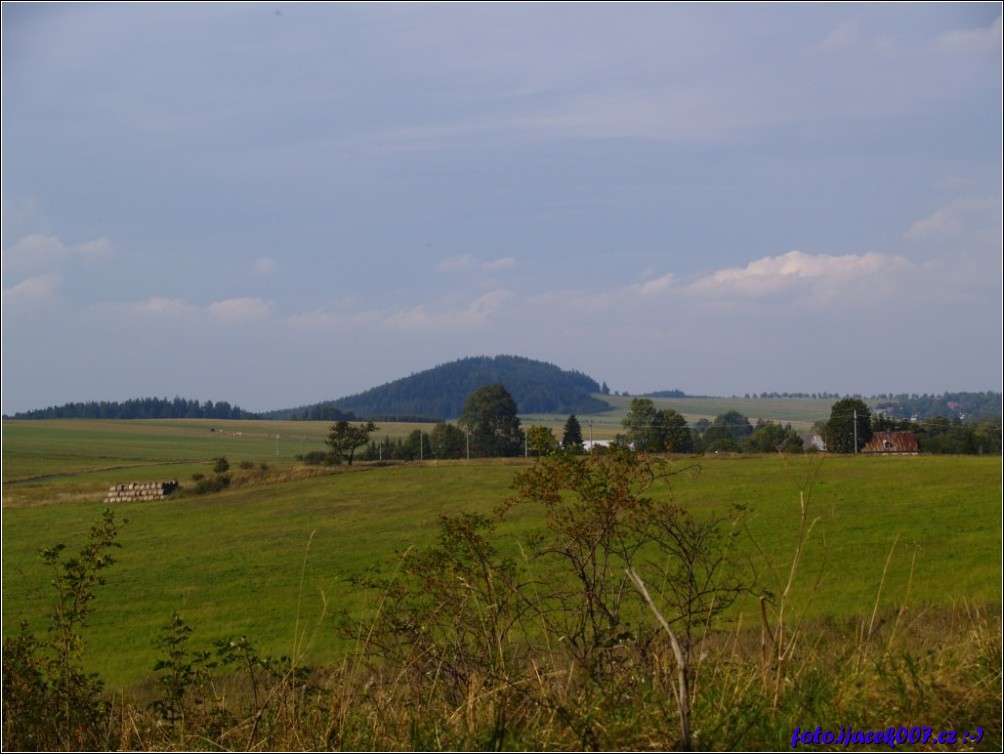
[150,612,215,728]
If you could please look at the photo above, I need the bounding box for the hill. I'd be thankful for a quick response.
[272,355,612,420]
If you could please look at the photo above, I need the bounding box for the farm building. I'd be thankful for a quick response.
[861,431,919,455]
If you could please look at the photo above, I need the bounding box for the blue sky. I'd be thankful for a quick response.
[2,3,1001,414]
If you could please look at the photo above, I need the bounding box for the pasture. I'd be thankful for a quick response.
[3,418,999,693]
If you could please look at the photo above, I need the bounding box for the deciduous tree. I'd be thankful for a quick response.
[429,422,466,459]
[622,398,693,452]
[742,421,804,453]
[823,398,871,453]
[527,425,559,457]
[459,384,523,458]
[326,420,378,465]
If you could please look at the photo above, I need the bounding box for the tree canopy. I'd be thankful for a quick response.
[325,420,378,465]
[823,398,872,453]
[429,422,467,459]
[700,410,754,452]
[621,398,693,453]
[459,383,524,458]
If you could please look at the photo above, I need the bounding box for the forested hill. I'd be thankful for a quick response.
[272,356,613,420]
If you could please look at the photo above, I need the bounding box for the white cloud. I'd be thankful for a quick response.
[2,233,113,277]
[206,297,273,323]
[101,296,272,323]
[137,297,199,317]
[1,273,62,303]
[936,15,1002,56]
[630,272,676,297]
[437,253,516,272]
[905,195,1001,241]
[386,289,513,330]
[689,250,910,298]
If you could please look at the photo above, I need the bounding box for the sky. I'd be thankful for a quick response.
[2,2,1001,415]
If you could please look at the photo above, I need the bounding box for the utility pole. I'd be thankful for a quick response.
[853,410,858,454]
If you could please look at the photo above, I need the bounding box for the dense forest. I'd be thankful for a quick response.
[260,403,359,422]
[272,355,612,421]
[6,397,256,421]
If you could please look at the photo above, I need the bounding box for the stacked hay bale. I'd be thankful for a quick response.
[104,481,178,503]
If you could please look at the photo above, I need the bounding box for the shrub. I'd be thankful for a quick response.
[340,449,751,750]
[296,450,332,466]
[1,510,123,751]
[193,475,230,495]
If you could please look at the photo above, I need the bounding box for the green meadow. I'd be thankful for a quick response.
[3,418,999,692]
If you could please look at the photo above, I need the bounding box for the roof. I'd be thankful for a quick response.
[861,431,920,454]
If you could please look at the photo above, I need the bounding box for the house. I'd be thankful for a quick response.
[861,431,919,455]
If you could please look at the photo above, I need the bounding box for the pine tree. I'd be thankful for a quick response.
[562,414,584,450]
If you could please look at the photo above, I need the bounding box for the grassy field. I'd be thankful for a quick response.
[3,419,999,693]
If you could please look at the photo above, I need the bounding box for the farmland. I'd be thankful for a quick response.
[2,417,1000,750]
[3,418,998,680]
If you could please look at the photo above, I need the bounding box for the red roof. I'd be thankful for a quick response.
[861,431,919,454]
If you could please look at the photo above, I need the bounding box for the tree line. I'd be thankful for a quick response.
[617,399,804,454]
[303,384,586,464]
[819,397,1001,455]
[314,392,1000,464]
[871,391,1001,423]
[6,397,255,421]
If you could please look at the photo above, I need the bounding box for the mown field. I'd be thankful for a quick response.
[3,418,999,693]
